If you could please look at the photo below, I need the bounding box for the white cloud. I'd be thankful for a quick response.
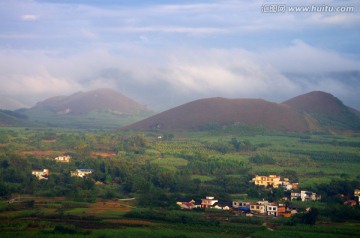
[21,14,39,21]
[0,1,359,109]
[81,28,97,39]
[257,40,360,74]
[2,40,359,108]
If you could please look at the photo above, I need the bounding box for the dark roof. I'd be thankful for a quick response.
[235,207,251,212]
[214,201,232,207]
[79,169,94,172]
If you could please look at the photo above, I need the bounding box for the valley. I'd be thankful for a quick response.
[1,90,360,237]
[0,126,359,237]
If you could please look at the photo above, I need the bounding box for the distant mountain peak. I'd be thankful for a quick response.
[32,88,149,115]
[282,91,345,115]
[123,91,360,132]
[282,91,360,131]
[123,96,309,132]
[0,96,28,110]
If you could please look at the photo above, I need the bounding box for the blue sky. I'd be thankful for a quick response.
[1,0,360,110]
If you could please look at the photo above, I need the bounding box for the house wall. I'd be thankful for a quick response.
[252,175,281,188]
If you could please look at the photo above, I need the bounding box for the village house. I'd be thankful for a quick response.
[264,202,288,217]
[279,178,299,191]
[178,202,196,210]
[277,204,287,216]
[250,201,268,214]
[292,191,320,201]
[252,175,281,188]
[232,200,250,209]
[232,200,251,213]
[266,203,278,216]
[54,155,71,163]
[176,197,201,210]
[252,175,299,191]
[32,169,49,180]
[213,201,232,210]
[71,169,93,178]
[201,196,218,209]
[250,203,266,214]
[287,204,304,215]
[291,192,301,200]
[300,190,320,202]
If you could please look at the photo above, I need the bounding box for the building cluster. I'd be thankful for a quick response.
[32,155,93,180]
[251,174,298,190]
[177,175,360,216]
[177,196,301,217]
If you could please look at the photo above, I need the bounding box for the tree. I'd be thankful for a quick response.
[274,188,285,201]
[230,138,240,151]
[301,208,319,225]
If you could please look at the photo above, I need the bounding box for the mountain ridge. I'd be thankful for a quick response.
[123,91,360,132]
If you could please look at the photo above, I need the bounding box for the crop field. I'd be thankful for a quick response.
[1,127,360,237]
[150,132,360,184]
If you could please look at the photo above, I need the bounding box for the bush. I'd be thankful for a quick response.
[249,154,276,165]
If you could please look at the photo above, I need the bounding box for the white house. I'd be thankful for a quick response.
[32,169,49,180]
[300,191,320,202]
[279,178,299,191]
[267,204,278,216]
[71,169,93,178]
[54,155,71,163]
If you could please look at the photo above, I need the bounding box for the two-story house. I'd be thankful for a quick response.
[232,200,250,208]
[250,201,268,214]
[252,175,281,188]
[201,196,218,209]
[300,191,320,202]
[266,203,278,216]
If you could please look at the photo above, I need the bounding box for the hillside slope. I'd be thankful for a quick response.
[0,96,28,110]
[123,91,360,132]
[22,88,153,129]
[0,110,30,127]
[123,97,309,131]
[282,91,360,131]
[33,88,148,115]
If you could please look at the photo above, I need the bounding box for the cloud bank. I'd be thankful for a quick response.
[0,0,359,110]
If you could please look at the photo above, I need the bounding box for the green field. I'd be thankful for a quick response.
[0,127,360,237]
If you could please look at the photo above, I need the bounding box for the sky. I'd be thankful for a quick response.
[0,0,360,111]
